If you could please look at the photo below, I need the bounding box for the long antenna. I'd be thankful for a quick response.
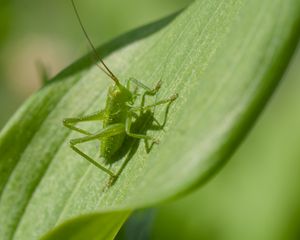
[71,0,120,85]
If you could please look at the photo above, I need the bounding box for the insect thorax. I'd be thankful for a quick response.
[104,84,132,124]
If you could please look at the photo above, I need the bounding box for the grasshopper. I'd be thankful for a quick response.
[64,0,178,179]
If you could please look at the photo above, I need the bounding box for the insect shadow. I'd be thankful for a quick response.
[108,99,175,185]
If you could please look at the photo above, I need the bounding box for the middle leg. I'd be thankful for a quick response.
[63,110,105,135]
[129,93,178,113]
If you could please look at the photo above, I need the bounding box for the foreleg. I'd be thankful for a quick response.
[127,78,162,111]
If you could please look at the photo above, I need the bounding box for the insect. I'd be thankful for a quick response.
[64,0,178,179]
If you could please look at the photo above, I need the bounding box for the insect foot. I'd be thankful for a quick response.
[168,93,179,103]
[153,80,162,93]
[106,175,117,188]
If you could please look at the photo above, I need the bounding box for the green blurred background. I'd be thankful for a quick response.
[1,1,299,239]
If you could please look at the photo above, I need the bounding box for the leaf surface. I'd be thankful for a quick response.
[0,0,299,239]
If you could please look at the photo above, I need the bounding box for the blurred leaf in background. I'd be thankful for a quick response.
[153,46,300,240]
[0,0,13,127]
[0,0,11,44]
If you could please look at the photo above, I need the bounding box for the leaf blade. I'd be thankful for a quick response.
[0,0,299,239]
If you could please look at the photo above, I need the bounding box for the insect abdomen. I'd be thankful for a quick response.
[100,85,130,162]
[100,133,125,162]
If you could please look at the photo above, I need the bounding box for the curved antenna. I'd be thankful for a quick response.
[71,0,120,85]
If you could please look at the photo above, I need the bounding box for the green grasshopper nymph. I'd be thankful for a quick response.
[64,0,178,179]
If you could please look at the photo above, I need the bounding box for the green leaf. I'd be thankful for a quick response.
[41,212,129,240]
[0,0,299,239]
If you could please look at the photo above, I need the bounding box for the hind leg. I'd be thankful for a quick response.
[69,123,125,177]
